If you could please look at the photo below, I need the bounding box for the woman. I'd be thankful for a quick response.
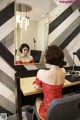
[16,43,34,64]
[33,45,65,120]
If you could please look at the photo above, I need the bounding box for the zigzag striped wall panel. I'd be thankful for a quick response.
[0,1,29,115]
[0,1,16,115]
[49,4,80,66]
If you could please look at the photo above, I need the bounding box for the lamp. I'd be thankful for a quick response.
[71,49,80,75]
[16,3,22,28]
[71,52,75,74]
[25,5,30,30]
[16,3,32,30]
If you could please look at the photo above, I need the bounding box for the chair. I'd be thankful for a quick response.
[30,50,42,63]
[33,94,80,120]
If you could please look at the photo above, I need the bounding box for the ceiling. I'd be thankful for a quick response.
[0,0,57,22]
[16,0,57,22]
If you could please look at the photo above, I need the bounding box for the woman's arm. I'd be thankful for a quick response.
[33,77,42,90]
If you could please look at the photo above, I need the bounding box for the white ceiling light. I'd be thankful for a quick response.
[41,14,44,17]
[16,3,32,30]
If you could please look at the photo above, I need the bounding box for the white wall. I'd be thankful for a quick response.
[36,18,49,51]
[22,20,38,50]
[19,17,49,53]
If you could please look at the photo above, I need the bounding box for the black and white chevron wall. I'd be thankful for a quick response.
[0,0,28,115]
[0,1,16,115]
[49,4,80,66]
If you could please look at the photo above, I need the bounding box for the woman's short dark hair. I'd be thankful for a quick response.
[19,43,30,53]
[45,45,64,66]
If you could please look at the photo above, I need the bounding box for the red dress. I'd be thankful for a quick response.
[33,77,63,120]
[16,60,34,64]
[16,55,34,64]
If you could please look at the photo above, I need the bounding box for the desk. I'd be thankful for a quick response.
[20,77,80,96]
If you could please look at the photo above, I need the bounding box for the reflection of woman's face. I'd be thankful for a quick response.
[22,47,29,56]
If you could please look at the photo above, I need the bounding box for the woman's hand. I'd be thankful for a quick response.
[33,83,42,90]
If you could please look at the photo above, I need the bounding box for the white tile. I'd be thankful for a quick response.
[0,17,15,41]
[0,57,16,80]
[0,82,14,99]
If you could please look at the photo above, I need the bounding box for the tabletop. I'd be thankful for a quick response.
[20,76,80,96]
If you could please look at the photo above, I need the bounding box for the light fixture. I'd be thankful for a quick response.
[16,3,22,28]
[16,3,32,30]
[25,5,30,30]
[25,16,30,30]
[41,14,44,17]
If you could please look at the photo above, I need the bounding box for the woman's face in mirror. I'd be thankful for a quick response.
[22,47,29,56]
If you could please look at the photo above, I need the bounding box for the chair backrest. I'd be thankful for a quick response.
[47,94,80,120]
[30,50,42,63]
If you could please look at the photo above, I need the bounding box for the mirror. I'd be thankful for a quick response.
[15,0,51,65]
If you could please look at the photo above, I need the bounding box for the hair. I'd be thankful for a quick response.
[45,45,64,66]
[19,43,30,53]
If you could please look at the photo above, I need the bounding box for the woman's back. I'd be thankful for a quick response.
[37,65,65,86]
